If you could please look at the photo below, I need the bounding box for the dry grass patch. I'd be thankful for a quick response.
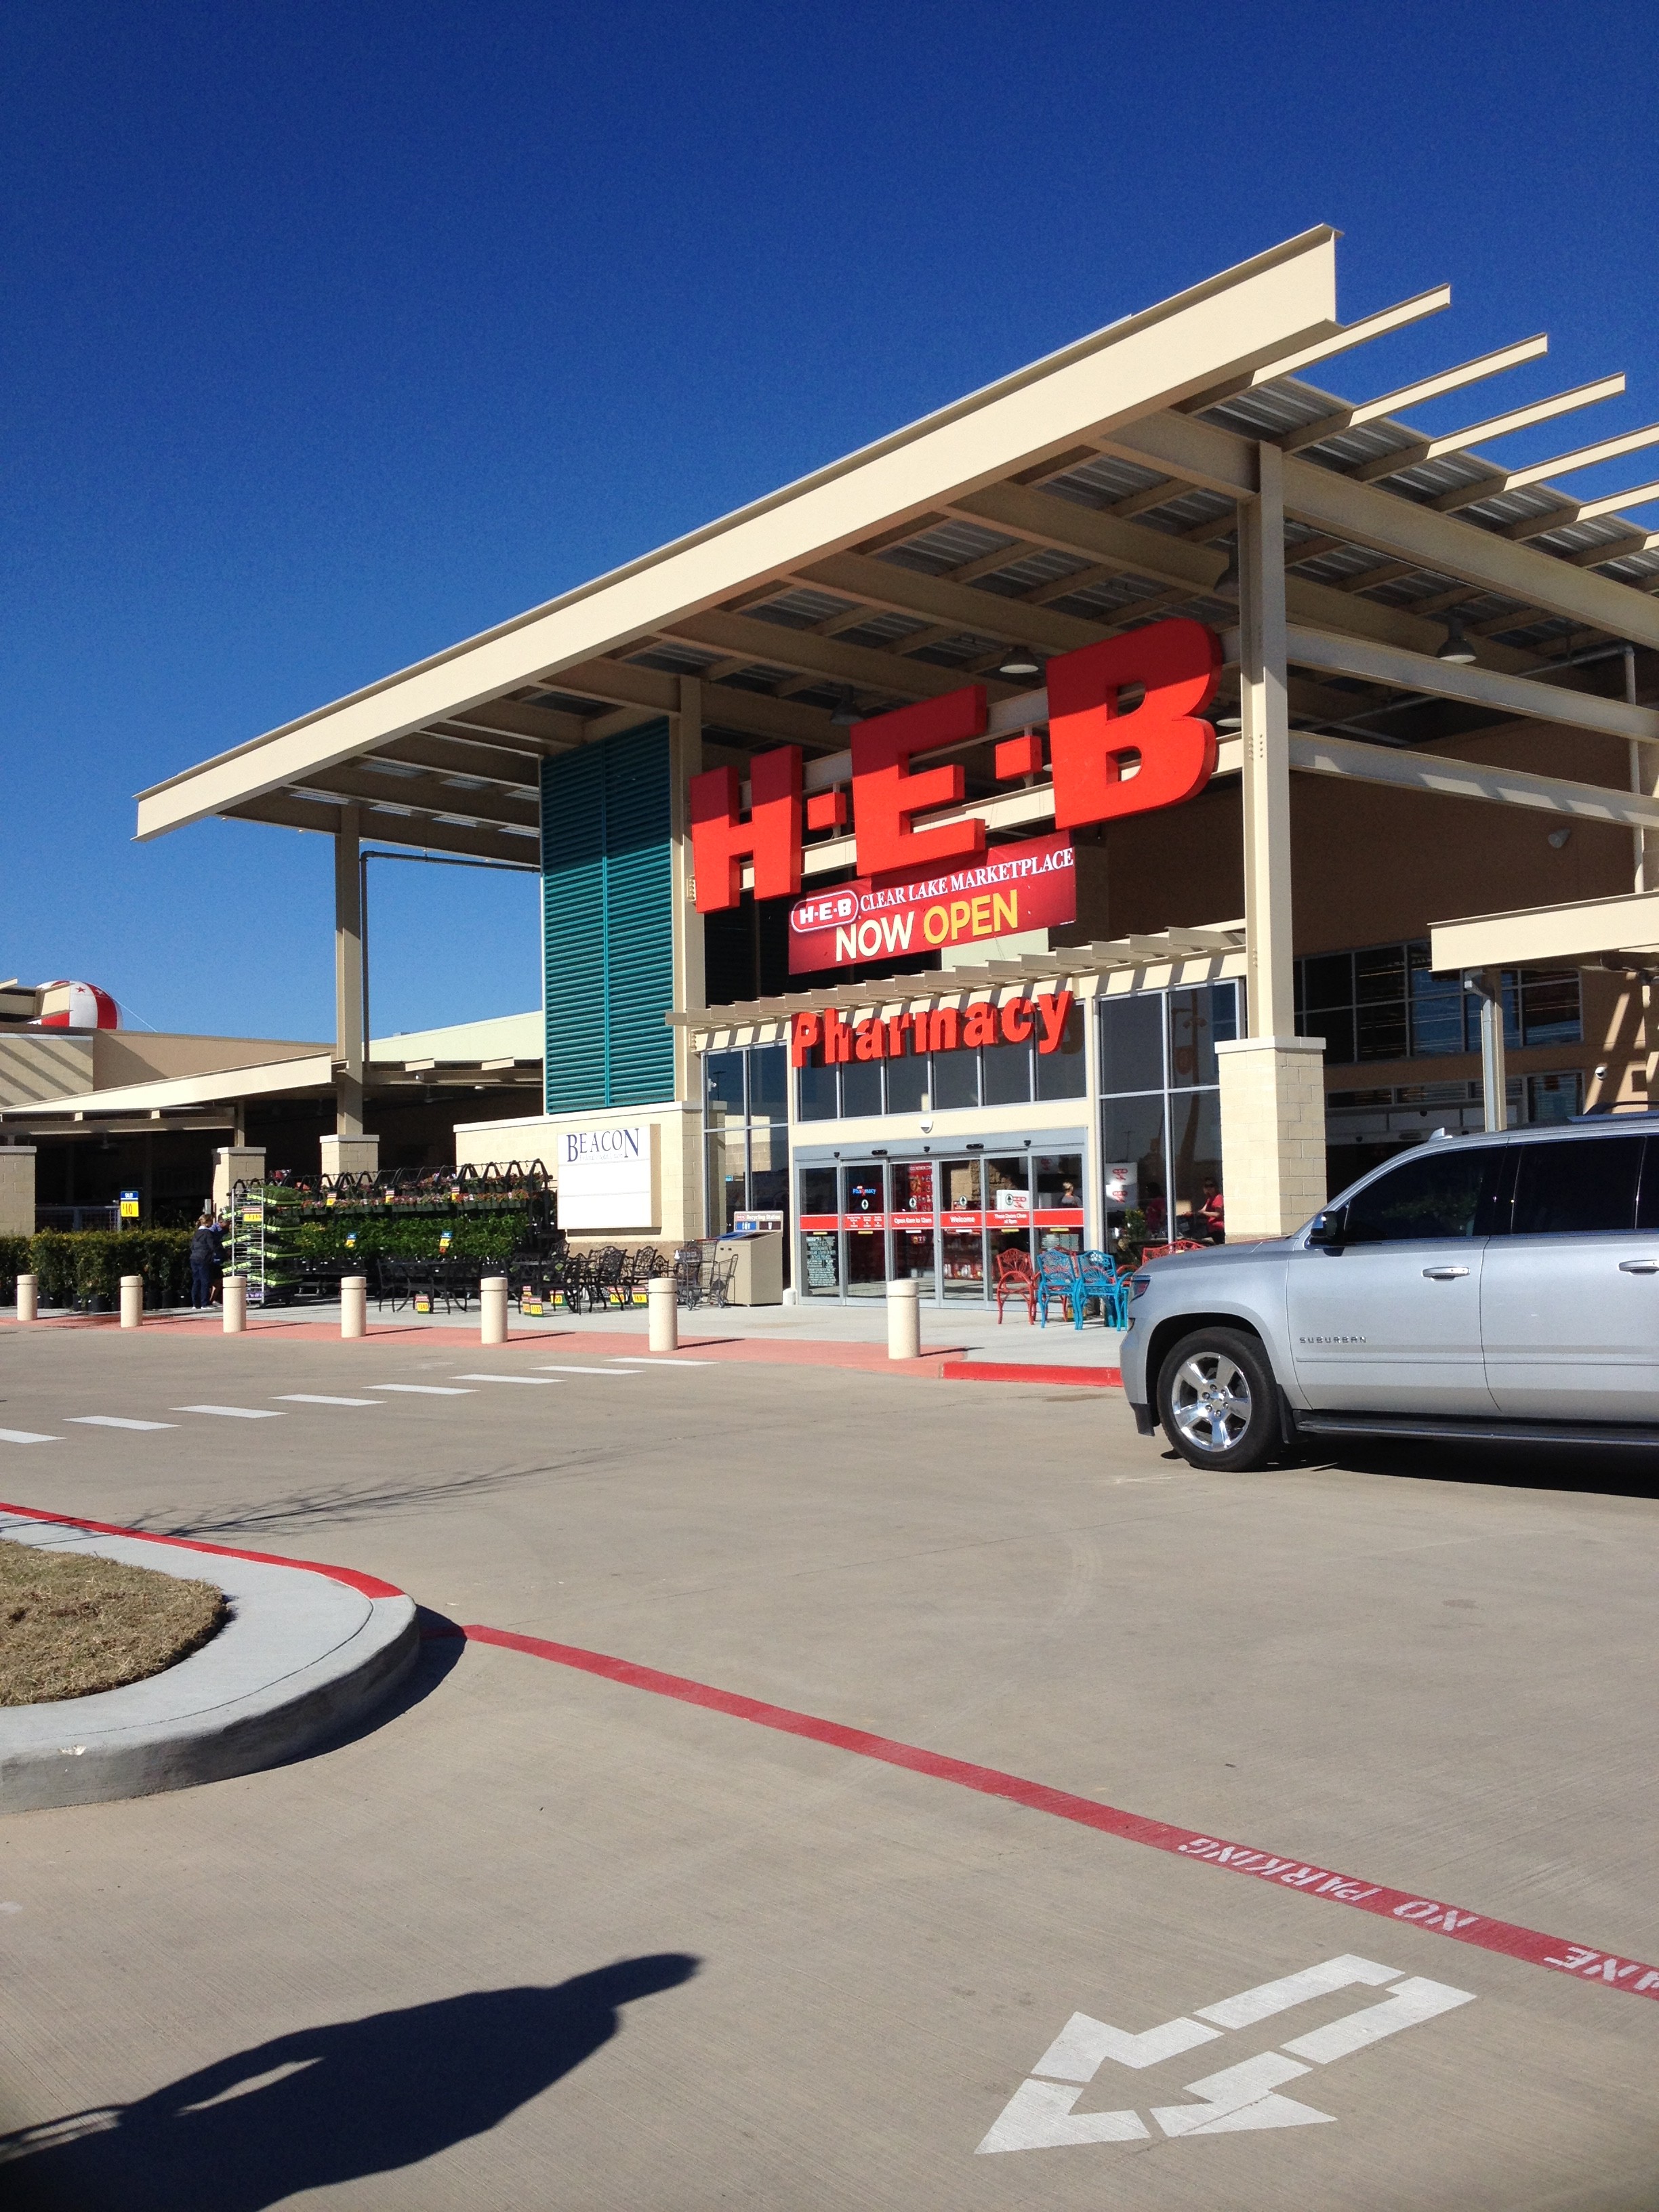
[0,1540,227,1705]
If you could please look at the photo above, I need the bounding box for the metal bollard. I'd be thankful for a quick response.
[120,1275,144,1330]
[16,1273,37,1324]
[223,1274,247,1334]
[341,1275,367,1340]
[886,1274,921,1361]
[480,1275,508,1347]
[647,1275,678,1353]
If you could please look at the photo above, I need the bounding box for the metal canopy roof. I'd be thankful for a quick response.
[136,227,1659,871]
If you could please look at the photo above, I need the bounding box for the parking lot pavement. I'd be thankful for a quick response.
[1,1326,1656,2208]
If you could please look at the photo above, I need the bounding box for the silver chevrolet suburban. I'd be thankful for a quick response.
[1120,1117,1659,1471]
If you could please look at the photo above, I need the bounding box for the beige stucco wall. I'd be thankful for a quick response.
[0,1033,95,1108]
[0,1147,36,1235]
[453,1103,703,1245]
[1216,1036,1327,1240]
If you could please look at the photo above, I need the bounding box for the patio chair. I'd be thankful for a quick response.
[1035,1249,1080,1330]
[1072,1251,1130,1330]
[993,1248,1037,1325]
[673,1242,707,1309]
[586,1246,628,1311]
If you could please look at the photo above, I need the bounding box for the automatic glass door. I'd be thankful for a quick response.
[940,1159,987,1299]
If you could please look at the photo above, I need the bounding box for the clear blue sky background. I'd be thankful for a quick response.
[3,1,1656,1040]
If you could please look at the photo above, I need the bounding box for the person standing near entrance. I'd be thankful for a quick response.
[1199,1176,1225,1242]
[189,1212,218,1310]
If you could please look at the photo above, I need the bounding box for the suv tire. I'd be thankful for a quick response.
[1156,1326,1280,1473]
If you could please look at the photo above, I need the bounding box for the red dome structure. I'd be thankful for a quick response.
[37,980,119,1031]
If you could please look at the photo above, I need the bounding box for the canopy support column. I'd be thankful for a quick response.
[329,804,378,1179]
[1222,442,1326,1237]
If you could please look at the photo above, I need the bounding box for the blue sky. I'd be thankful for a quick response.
[3,1,1656,1040]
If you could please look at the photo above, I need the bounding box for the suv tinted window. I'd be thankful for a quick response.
[1343,1146,1498,1243]
[1511,1134,1642,1235]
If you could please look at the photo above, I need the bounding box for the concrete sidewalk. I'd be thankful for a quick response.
[1,1296,1126,1378]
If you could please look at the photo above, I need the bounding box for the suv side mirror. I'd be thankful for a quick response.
[1307,1205,1347,1248]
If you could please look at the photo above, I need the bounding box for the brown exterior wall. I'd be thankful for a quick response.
[1054,713,1652,1119]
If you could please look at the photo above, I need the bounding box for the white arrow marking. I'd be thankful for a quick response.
[1195,1952,1399,2029]
[975,2078,1149,2154]
[1151,2051,1336,2136]
[1031,2009,1221,2079]
[1282,1975,1475,2063]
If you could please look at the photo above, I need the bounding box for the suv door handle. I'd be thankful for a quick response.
[1422,1265,1469,1280]
[1618,1258,1659,1274]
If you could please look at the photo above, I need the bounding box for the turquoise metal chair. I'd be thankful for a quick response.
[1073,1251,1130,1329]
[1035,1248,1080,1328]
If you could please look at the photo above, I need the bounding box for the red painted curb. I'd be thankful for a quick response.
[451,1621,1659,2005]
[0,1498,406,1601]
[938,1359,1122,1387]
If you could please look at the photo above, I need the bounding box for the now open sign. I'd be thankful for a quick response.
[786,830,1076,974]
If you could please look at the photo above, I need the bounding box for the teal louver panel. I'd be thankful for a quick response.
[541,723,675,1112]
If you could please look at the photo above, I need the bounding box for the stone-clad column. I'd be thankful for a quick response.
[1226,443,1325,1234]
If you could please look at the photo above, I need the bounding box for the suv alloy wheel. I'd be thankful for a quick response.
[1156,1326,1280,1472]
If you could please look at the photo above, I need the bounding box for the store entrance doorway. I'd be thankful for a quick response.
[796,1147,1085,1307]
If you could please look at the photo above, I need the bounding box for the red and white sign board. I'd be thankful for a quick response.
[787,830,1076,975]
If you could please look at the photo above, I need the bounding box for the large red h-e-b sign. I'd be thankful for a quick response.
[688,616,1219,914]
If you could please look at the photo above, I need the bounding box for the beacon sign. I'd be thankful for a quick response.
[688,618,1220,972]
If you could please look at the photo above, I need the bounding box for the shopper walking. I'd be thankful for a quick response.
[188,1212,218,1310]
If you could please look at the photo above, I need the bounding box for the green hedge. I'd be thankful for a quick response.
[6,1230,194,1309]
[252,1209,532,1265]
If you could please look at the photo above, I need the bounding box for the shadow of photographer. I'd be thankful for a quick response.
[4,1952,698,2209]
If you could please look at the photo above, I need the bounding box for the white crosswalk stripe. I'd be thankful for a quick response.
[369,1384,473,1395]
[453,1373,560,1386]
[532,1366,636,1376]
[68,1416,176,1431]
[0,1429,58,1444]
[175,1405,284,1420]
[274,1395,382,1408]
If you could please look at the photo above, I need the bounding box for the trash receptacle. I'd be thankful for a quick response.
[715,1229,783,1306]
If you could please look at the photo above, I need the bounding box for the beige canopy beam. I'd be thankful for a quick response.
[1431,890,1659,975]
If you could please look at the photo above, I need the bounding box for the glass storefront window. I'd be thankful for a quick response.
[749,1047,787,1118]
[986,1155,1031,1272]
[1034,999,1086,1099]
[1297,940,1580,1065]
[706,1130,747,1235]
[798,1061,838,1120]
[1167,986,1233,1088]
[884,1050,929,1113]
[1099,995,1164,1093]
[932,1049,979,1110]
[840,1059,882,1118]
[1033,1153,1084,1253]
[701,1045,790,1260]
[792,1008,1084,1119]
[1099,983,1233,1256]
[981,1038,1031,1105]
[799,1165,840,1298]
[1168,1088,1223,1242]
[749,1121,789,1214]
[703,1050,745,1120]
[1100,1092,1165,1252]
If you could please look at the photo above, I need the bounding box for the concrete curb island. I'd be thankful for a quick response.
[0,1506,417,1814]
